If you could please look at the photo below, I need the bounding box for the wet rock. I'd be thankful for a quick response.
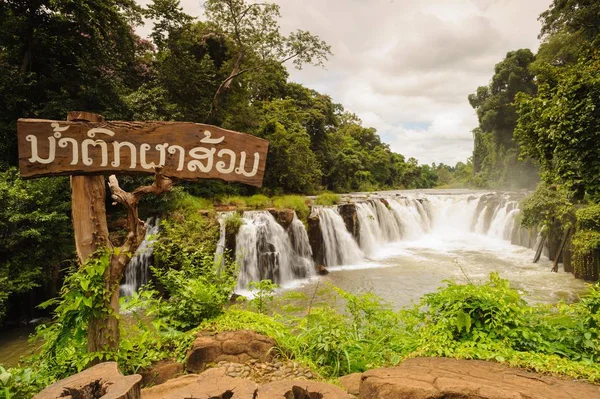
[34,362,141,399]
[359,357,600,399]
[139,359,184,387]
[257,380,350,398]
[268,208,296,230]
[186,330,276,373]
[317,265,329,275]
[339,373,362,396]
[338,204,359,242]
[307,208,325,267]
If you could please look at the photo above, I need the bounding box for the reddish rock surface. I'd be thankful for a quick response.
[359,357,600,399]
[186,330,276,373]
[141,374,199,399]
[162,367,258,399]
[339,373,362,396]
[257,380,350,399]
[139,359,184,387]
[33,362,141,399]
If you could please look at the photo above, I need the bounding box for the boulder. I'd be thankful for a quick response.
[257,380,350,399]
[139,359,184,387]
[33,362,141,399]
[186,330,276,373]
[338,373,362,396]
[359,357,600,399]
[268,208,296,230]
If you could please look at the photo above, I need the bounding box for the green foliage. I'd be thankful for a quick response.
[205,276,600,382]
[248,280,278,314]
[243,194,270,209]
[520,183,574,229]
[224,213,244,237]
[218,196,248,208]
[515,53,600,201]
[576,205,600,231]
[0,168,74,323]
[147,261,237,330]
[468,49,539,188]
[153,210,220,272]
[272,196,310,220]
[315,193,341,206]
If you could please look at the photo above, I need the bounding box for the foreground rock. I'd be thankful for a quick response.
[257,380,350,399]
[142,368,257,399]
[339,373,361,396]
[216,360,315,384]
[186,330,276,373]
[359,357,600,399]
[139,359,183,387]
[33,362,141,399]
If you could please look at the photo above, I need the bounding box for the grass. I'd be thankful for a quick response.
[315,192,341,206]
[246,194,272,209]
[272,195,310,220]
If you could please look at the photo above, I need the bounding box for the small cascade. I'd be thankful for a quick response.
[235,211,314,289]
[371,200,402,241]
[317,207,364,266]
[120,217,159,296]
[214,211,234,268]
[356,203,384,256]
[389,198,430,239]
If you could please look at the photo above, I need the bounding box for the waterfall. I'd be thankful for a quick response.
[224,191,545,288]
[317,207,364,266]
[214,211,234,268]
[235,211,314,290]
[120,217,159,296]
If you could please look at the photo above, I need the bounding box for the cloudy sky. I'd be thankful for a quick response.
[138,0,552,165]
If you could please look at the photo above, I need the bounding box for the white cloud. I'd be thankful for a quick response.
[136,0,552,165]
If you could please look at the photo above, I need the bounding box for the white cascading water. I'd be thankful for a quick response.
[316,207,364,266]
[235,211,314,290]
[214,211,234,269]
[120,217,160,296]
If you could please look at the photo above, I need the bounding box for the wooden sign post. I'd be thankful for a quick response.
[17,113,269,353]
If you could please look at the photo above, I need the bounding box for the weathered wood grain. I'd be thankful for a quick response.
[18,119,269,187]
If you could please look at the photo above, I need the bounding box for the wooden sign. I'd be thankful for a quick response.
[17,119,269,187]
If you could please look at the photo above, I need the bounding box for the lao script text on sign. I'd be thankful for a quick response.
[18,119,269,187]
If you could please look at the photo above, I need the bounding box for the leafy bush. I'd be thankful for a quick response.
[248,280,278,314]
[315,193,340,206]
[576,205,600,231]
[147,258,237,330]
[520,183,574,229]
[245,194,272,209]
[153,211,220,272]
[272,195,310,220]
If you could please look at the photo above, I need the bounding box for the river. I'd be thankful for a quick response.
[0,189,589,368]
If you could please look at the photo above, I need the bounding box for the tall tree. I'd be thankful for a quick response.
[203,0,331,121]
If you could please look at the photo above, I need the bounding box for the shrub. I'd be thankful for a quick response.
[576,205,600,231]
[153,211,220,272]
[246,194,272,209]
[272,195,310,220]
[315,193,341,206]
[520,184,574,229]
